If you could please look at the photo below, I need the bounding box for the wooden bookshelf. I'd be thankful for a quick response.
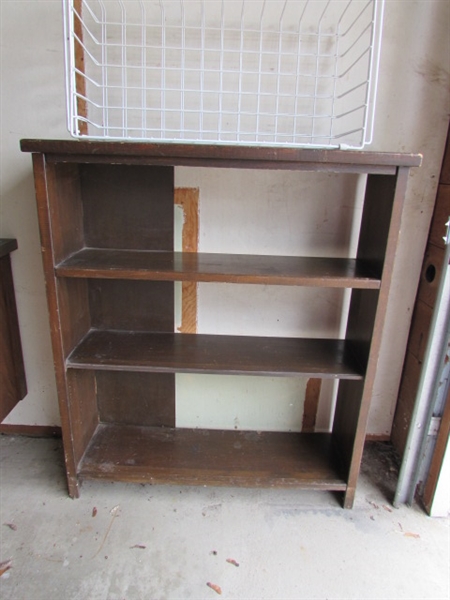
[21,139,421,507]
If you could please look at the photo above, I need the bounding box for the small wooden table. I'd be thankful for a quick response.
[0,239,27,421]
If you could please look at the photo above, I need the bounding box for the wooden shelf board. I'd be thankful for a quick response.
[66,330,364,379]
[78,423,347,490]
[20,139,422,172]
[56,249,381,289]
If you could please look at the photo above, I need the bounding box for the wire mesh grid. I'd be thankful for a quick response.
[64,0,384,148]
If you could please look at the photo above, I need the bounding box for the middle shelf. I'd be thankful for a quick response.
[56,248,381,289]
[66,329,364,379]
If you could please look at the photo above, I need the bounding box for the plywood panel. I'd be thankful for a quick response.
[81,164,174,251]
[96,371,175,427]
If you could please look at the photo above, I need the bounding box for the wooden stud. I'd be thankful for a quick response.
[73,0,88,136]
[302,379,322,433]
[175,188,199,334]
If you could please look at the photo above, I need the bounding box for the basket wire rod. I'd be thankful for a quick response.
[339,46,371,79]
[118,0,127,137]
[100,0,107,136]
[293,0,310,144]
[329,0,352,144]
[97,0,110,136]
[364,0,384,145]
[334,127,364,140]
[311,0,331,142]
[71,30,101,68]
[236,0,246,142]
[159,0,166,139]
[78,0,101,26]
[180,0,185,139]
[336,0,353,28]
[274,0,289,141]
[63,0,75,134]
[255,0,267,142]
[72,3,101,45]
[335,103,368,120]
[140,0,147,138]
[70,2,105,136]
[340,21,373,60]
[340,0,372,38]
[333,0,374,144]
[338,80,368,100]
[218,0,226,140]
[73,67,101,89]
[200,0,206,140]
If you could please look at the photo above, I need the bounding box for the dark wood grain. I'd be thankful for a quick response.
[66,330,363,379]
[440,130,450,184]
[332,378,365,506]
[333,168,411,508]
[392,351,423,454]
[354,174,398,273]
[428,184,450,250]
[66,370,99,465]
[45,162,85,264]
[30,154,177,496]
[31,154,81,497]
[88,279,174,333]
[0,246,27,422]
[56,278,91,359]
[96,370,175,427]
[57,249,382,289]
[45,155,403,175]
[80,164,174,251]
[302,378,322,432]
[78,423,347,490]
[20,139,422,170]
[23,140,419,507]
[417,242,448,309]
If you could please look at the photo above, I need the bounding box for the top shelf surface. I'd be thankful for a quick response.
[20,140,422,173]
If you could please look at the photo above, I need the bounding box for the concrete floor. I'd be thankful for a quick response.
[0,435,448,600]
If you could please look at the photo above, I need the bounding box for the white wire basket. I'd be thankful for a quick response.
[63,0,385,148]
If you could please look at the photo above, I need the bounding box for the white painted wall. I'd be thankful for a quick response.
[1,0,71,426]
[175,167,364,432]
[1,1,449,437]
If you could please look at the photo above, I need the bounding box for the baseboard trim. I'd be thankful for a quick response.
[365,434,390,442]
[0,424,62,438]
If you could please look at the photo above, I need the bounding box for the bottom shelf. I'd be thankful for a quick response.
[78,424,347,491]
